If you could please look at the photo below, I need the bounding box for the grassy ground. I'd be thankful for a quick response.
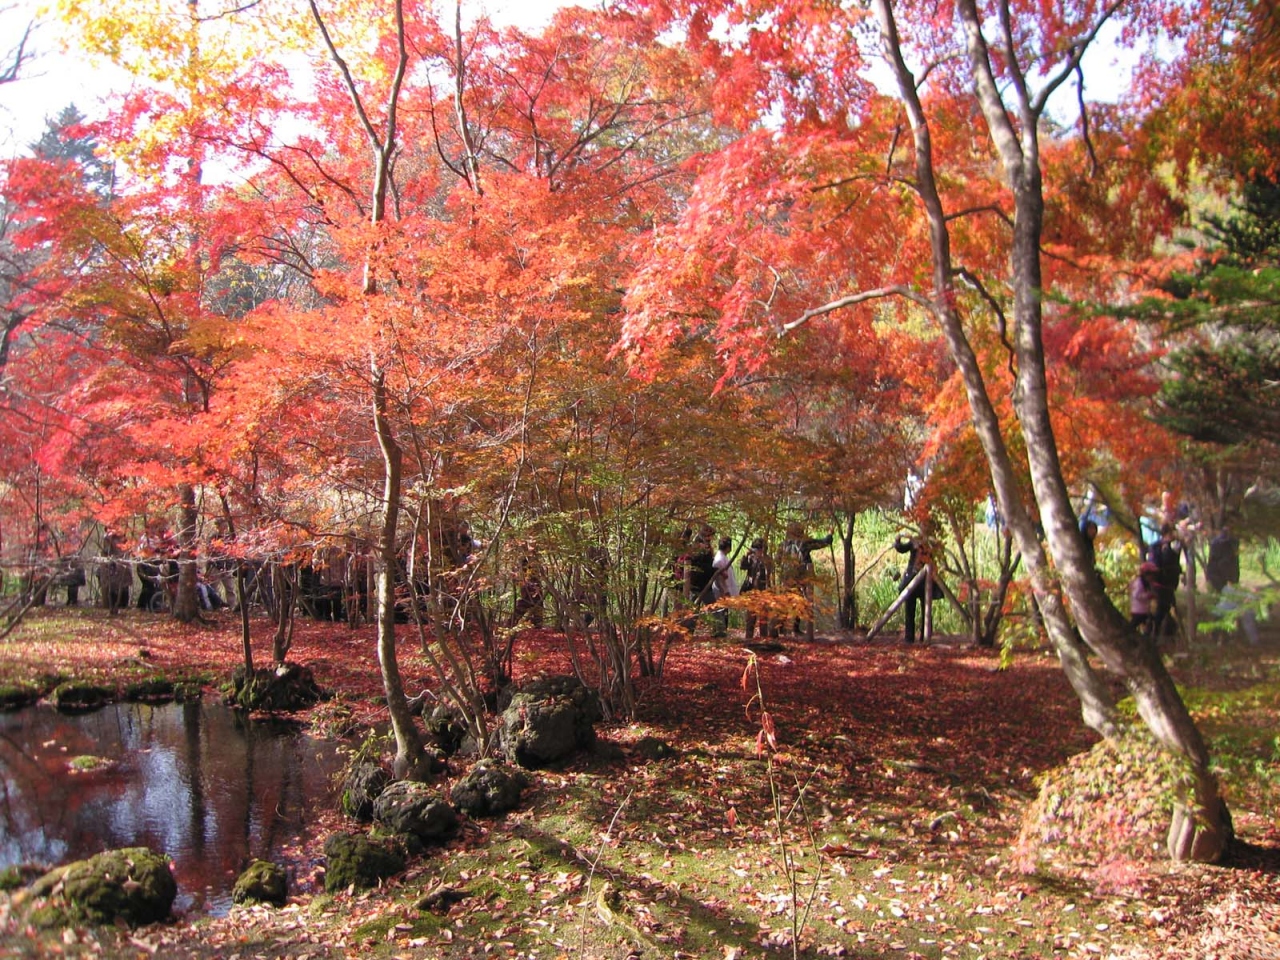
[0,605,1277,959]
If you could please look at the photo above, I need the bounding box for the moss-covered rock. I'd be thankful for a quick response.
[498,675,602,768]
[49,682,113,714]
[372,781,459,845]
[0,683,40,712]
[323,833,405,893]
[341,760,391,822]
[451,760,527,818]
[123,678,175,703]
[28,847,175,927]
[232,859,288,906]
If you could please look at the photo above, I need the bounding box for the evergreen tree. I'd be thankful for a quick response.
[28,104,115,196]
[1150,178,1280,450]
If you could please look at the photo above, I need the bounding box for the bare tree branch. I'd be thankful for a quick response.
[1076,62,1100,176]
[780,286,934,334]
[953,266,1015,378]
[1031,1,1127,117]
[0,14,31,85]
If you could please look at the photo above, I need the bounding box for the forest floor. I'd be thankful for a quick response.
[0,606,1277,959]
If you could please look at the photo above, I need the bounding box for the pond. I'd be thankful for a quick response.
[0,700,346,916]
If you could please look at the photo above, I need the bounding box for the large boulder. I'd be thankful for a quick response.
[499,676,602,768]
[340,760,391,822]
[451,760,528,817]
[323,833,405,893]
[232,859,288,907]
[372,781,459,846]
[425,703,472,756]
[28,847,175,928]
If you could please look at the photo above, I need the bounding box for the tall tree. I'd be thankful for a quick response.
[622,0,1236,861]
[0,109,115,606]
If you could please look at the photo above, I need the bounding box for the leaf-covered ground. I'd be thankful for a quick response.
[1,607,1277,959]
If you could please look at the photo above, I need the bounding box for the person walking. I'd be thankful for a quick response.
[510,550,545,628]
[676,524,716,632]
[98,531,131,615]
[1205,526,1240,593]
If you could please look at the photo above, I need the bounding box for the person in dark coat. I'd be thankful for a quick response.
[675,524,715,632]
[135,558,159,611]
[1205,527,1240,593]
[1130,561,1159,637]
[510,551,544,628]
[1081,519,1099,569]
[687,525,716,606]
[1147,524,1182,640]
[1079,518,1108,592]
[740,538,775,641]
[61,556,86,605]
[98,532,131,615]
[894,533,930,644]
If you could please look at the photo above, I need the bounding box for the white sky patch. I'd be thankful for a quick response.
[0,0,575,156]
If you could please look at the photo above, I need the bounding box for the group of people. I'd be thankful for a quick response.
[1128,519,1249,642]
[91,528,240,615]
[1128,524,1184,640]
[676,521,833,640]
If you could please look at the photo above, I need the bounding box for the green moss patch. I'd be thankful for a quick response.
[49,681,113,713]
[0,683,40,711]
[68,755,115,772]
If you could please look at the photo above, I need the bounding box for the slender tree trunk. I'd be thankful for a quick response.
[309,0,425,779]
[951,0,1229,861]
[173,483,201,623]
[271,563,293,663]
[873,0,1120,741]
[979,534,1018,647]
[838,521,856,629]
[236,562,252,674]
[218,493,252,674]
[373,367,428,780]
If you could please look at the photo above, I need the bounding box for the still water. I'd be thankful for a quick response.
[0,700,346,915]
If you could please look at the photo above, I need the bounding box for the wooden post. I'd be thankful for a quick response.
[866,566,928,641]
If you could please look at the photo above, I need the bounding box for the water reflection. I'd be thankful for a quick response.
[0,701,345,915]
